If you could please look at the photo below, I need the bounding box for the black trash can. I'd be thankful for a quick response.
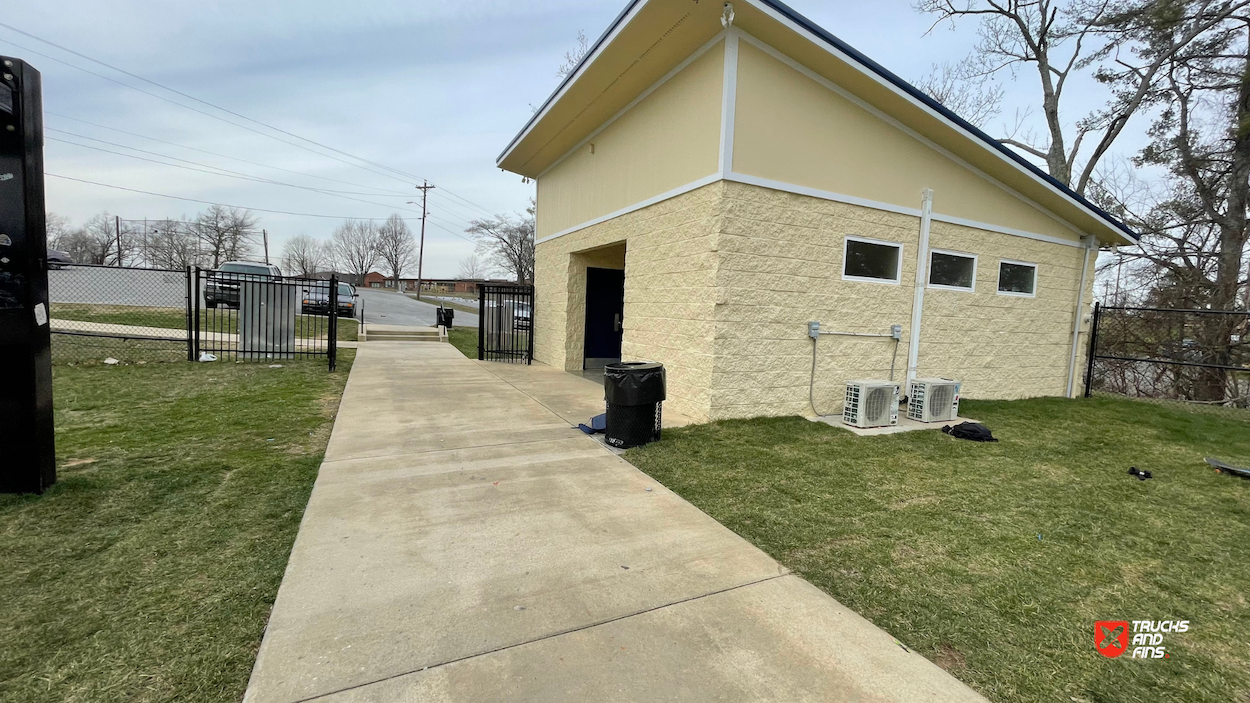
[603,361,665,449]
[442,307,454,329]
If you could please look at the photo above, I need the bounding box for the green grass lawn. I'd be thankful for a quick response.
[448,327,478,359]
[0,352,354,702]
[625,396,1250,703]
[52,303,360,342]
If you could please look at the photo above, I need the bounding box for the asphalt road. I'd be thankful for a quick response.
[357,288,479,328]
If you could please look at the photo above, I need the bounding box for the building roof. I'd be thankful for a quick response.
[497,0,1137,245]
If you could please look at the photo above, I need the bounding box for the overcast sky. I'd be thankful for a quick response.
[2,0,1152,278]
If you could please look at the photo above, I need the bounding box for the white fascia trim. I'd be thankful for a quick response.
[719,29,740,175]
[724,171,1083,249]
[734,27,1097,243]
[537,31,728,180]
[499,0,651,167]
[535,173,721,245]
[739,0,1133,245]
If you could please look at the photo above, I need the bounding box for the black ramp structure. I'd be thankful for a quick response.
[0,57,55,494]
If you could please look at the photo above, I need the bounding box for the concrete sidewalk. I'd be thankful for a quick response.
[244,343,986,703]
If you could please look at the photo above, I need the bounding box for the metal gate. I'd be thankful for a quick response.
[47,263,345,370]
[477,284,534,363]
[1084,301,1250,403]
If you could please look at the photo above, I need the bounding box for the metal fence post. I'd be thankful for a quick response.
[192,267,201,362]
[477,287,486,361]
[1084,301,1100,398]
[184,265,194,362]
[328,276,338,372]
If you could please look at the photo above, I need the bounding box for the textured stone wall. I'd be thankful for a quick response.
[710,180,1094,421]
[534,179,1095,423]
[533,183,724,422]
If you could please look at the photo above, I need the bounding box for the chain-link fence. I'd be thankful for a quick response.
[1084,303,1250,408]
[48,263,192,364]
[47,264,358,369]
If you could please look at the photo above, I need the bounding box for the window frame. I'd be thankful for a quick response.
[927,248,978,293]
[841,235,904,285]
[996,259,1039,298]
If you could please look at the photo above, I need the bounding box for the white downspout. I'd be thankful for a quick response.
[1066,236,1096,397]
[906,188,933,392]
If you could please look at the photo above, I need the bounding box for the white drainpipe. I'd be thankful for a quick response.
[1066,236,1096,397]
[906,188,934,391]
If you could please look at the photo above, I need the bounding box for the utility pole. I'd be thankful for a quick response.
[114,215,123,267]
[262,229,270,264]
[413,181,435,300]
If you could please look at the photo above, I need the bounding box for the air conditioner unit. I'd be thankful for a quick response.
[843,381,900,428]
[908,378,961,423]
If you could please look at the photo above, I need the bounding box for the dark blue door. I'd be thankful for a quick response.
[584,267,624,368]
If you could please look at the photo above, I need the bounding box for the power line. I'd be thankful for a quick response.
[1,22,506,219]
[48,130,430,207]
[47,172,480,246]
[46,111,414,196]
[0,37,420,188]
[48,172,413,222]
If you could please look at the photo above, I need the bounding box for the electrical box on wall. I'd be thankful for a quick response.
[0,57,55,494]
[807,320,820,339]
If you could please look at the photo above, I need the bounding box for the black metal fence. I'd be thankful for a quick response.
[1084,302,1250,406]
[478,284,533,364]
[48,264,361,370]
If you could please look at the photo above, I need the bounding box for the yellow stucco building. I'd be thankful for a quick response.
[498,0,1137,424]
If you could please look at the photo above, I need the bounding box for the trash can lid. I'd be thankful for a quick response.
[605,361,663,373]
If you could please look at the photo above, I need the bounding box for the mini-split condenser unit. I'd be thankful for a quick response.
[908,378,961,423]
[843,381,900,428]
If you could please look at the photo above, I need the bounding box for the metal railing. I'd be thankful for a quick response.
[478,284,534,364]
[1084,302,1250,405]
[48,263,353,370]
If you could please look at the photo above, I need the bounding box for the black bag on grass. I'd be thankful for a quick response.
[942,422,998,442]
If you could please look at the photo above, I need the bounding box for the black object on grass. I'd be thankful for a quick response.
[942,422,999,442]
[1128,467,1153,481]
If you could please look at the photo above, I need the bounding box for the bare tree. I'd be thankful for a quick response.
[145,218,202,269]
[329,219,380,285]
[194,205,259,267]
[915,58,1006,127]
[45,212,72,246]
[915,0,1240,194]
[1088,1,1250,401]
[457,254,490,280]
[466,201,535,284]
[281,234,327,278]
[556,30,590,79]
[374,214,416,282]
[62,212,134,265]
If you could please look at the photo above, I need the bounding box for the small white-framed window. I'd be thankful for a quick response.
[997,259,1038,297]
[842,236,903,284]
[928,249,977,292]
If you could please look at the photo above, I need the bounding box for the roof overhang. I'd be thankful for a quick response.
[498,0,1138,246]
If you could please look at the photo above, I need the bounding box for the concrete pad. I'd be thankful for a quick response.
[315,576,985,703]
[244,342,987,703]
[811,415,981,436]
[248,445,786,703]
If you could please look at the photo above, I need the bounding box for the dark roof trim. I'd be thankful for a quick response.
[756,0,1138,242]
[496,0,646,166]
